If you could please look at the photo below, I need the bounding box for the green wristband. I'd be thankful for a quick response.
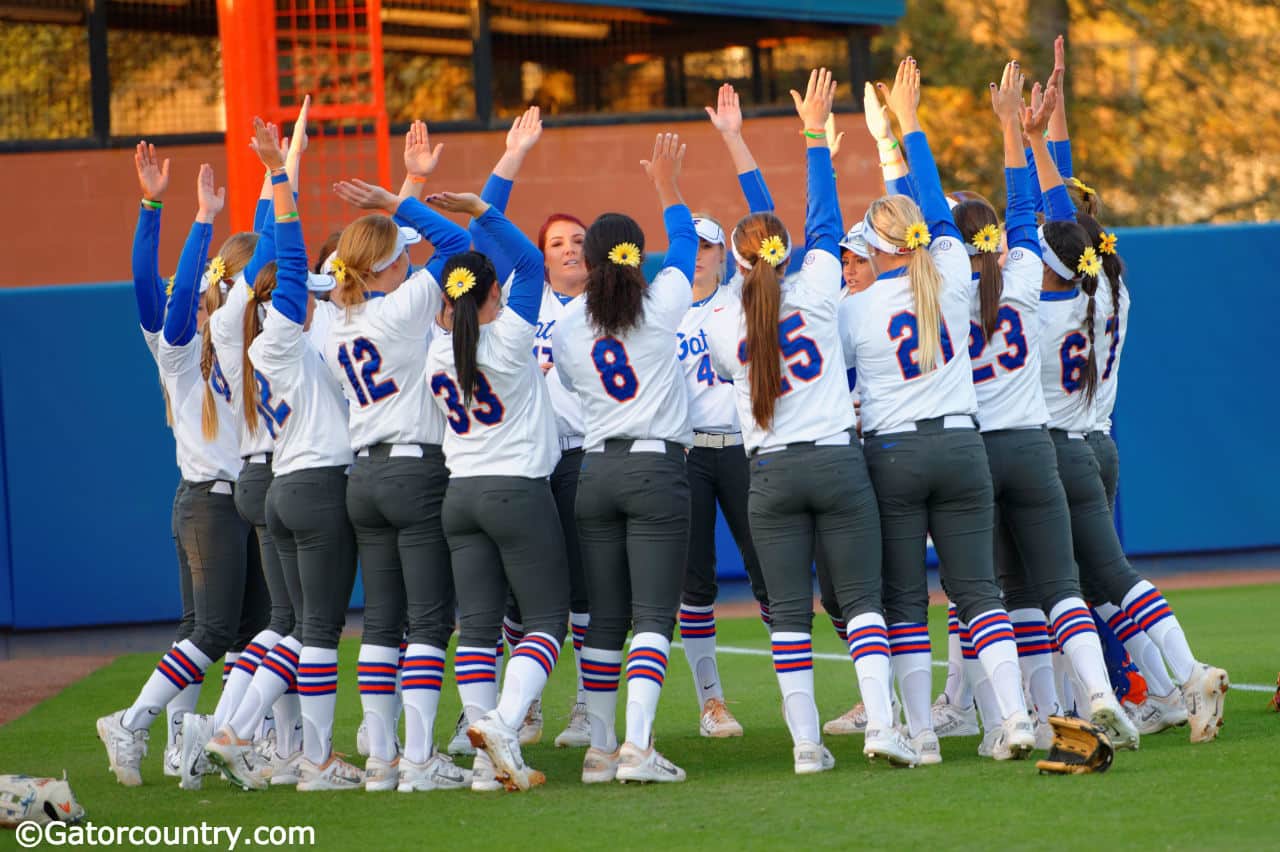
[141,199,162,210]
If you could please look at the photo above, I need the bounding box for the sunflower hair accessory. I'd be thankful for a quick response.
[1067,176,1097,197]
[445,266,479,299]
[329,257,348,285]
[970,224,1000,254]
[758,235,787,267]
[904,221,932,250]
[1077,246,1102,278]
[607,242,642,268]
[165,275,175,297]
[203,255,228,290]
[1098,232,1118,255]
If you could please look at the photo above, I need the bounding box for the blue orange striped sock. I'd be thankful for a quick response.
[846,614,893,731]
[357,644,400,761]
[959,621,1000,729]
[454,645,498,723]
[570,612,590,703]
[967,609,1024,721]
[1049,598,1110,701]
[222,654,238,685]
[828,614,848,643]
[496,632,560,730]
[229,636,298,741]
[215,631,280,731]
[581,647,622,752]
[1009,608,1057,722]
[298,647,339,764]
[943,603,971,708]
[624,633,670,748]
[1095,601,1176,696]
[771,631,818,745]
[401,644,446,764]
[758,601,772,631]
[889,622,931,737]
[1120,581,1196,684]
[679,604,722,705]
[124,639,211,731]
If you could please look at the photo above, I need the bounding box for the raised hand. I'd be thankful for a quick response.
[704,83,743,137]
[196,163,226,222]
[505,106,543,155]
[250,117,286,170]
[862,82,893,142]
[426,191,489,219]
[791,67,837,131]
[881,58,921,129]
[332,178,400,212]
[403,119,444,178]
[641,132,685,186]
[825,114,845,157]
[1048,35,1065,96]
[1021,82,1059,138]
[287,95,310,161]
[134,141,170,201]
[990,60,1025,126]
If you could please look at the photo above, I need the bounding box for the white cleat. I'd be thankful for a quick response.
[470,751,503,792]
[616,742,686,784]
[1181,664,1230,743]
[397,752,471,792]
[700,697,744,738]
[96,710,147,787]
[1126,689,1189,735]
[447,711,476,756]
[364,756,400,792]
[179,713,214,791]
[296,754,364,791]
[1034,719,1054,750]
[555,702,592,748]
[163,743,181,778]
[356,719,369,757]
[204,726,268,791]
[864,728,919,768]
[823,702,867,736]
[582,746,620,784]
[468,713,542,792]
[793,741,836,775]
[518,699,544,746]
[909,729,942,765]
[998,712,1036,760]
[269,750,302,786]
[254,728,277,780]
[931,694,980,738]
[1090,695,1140,751]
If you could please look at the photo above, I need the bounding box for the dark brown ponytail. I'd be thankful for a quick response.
[441,252,498,407]
[733,213,788,430]
[1042,221,1099,402]
[583,213,646,338]
[1075,212,1124,313]
[242,262,278,435]
[953,197,1003,340]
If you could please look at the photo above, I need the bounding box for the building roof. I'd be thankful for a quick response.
[552,0,905,26]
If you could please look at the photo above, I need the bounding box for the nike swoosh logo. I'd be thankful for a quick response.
[701,682,717,691]
[713,307,725,312]
[882,442,898,449]
[58,802,71,813]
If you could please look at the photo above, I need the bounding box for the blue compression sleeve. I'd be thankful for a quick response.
[131,204,166,332]
[162,221,213,346]
[737,169,774,214]
[1025,147,1046,214]
[1050,140,1073,179]
[887,174,917,202]
[804,147,841,259]
[1004,167,1040,256]
[1044,185,1076,223]
[394,196,471,286]
[471,206,543,324]
[271,218,310,325]
[660,203,697,282]
[243,200,277,290]
[901,131,962,243]
[467,174,516,283]
[252,198,271,233]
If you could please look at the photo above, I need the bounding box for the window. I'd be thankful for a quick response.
[0,3,92,141]
[382,0,476,122]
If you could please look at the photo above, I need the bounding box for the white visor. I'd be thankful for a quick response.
[839,222,870,259]
[399,225,423,246]
[371,228,410,273]
[307,271,336,293]
[693,218,725,246]
[1037,225,1078,281]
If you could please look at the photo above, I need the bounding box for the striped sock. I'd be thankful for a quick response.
[771,631,818,745]
[1122,581,1196,683]
[230,636,299,740]
[624,633,669,748]
[357,644,400,761]
[401,644,446,764]
[222,654,239,685]
[1096,602,1176,696]
[165,679,203,749]
[968,609,1024,722]
[679,604,722,706]
[455,646,499,724]
[943,603,971,708]
[570,612,590,704]
[846,613,892,731]
[1050,598,1111,701]
[213,631,279,732]
[1010,608,1057,723]
[758,601,772,631]
[889,622,932,737]
[581,647,622,752]
[497,632,560,730]
[959,621,1000,730]
[828,614,848,642]
[493,637,506,687]
[123,640,211,731]
[395,637,408,730]
[297,648,339,765]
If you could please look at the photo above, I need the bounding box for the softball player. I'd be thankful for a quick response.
[463,108,595,749]
[707,68,908,773]
[421,190,568,793]
[319,163,472,792]
[842,59,1036,764]
[551,132,696,784]
[1038,196,1229,745]
[98,163,251,787]
[243,119,361,789]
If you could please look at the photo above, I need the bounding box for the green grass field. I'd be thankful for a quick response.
[4,585,1279,851]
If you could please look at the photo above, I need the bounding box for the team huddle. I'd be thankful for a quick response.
[96,42,1229,795]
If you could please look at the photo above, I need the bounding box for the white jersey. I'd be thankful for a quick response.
[966,247,1051,431]
[248,304,353,475]
[1037,288,1096,433]
[209,277,275,458]
[322,269,446,451]
[426,307,558,478]
[706,250,851,452]
[1091,272,1130,432]
[156,334,241,482]
[679,286,740,434]
[553,266,693,449]
[841,236,978,435]
[530,285,586,441]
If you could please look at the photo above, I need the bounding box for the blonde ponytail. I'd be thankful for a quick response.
[200,331,220,440]
[732,213,789,429]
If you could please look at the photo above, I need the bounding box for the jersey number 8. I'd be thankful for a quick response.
[592,337,639,402]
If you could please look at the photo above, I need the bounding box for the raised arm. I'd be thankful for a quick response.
[707,84,774,213]
[885,58,961,242]
[864,81,914,200]
[428,192,542,324]
[131,141,170,332]
[249,118,308,324]
[245,98,307,287]
[1022,84,1074,222]
[468,107,542,282]
[335,177,469,285]
[793,68,841,257]
[397,118,442,203]
[162,164,223,346]
[641,133,696,280]
[991,61,1037,254]
[1046,36,1073,177]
